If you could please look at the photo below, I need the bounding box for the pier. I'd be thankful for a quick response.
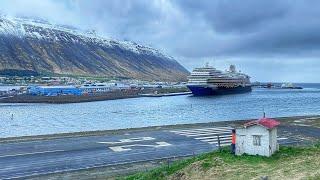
[139,92,192,97]
[0,90,140,103]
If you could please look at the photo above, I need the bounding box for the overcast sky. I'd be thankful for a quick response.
[1,0,320,82]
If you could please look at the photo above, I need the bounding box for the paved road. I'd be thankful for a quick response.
[0,126,300,179]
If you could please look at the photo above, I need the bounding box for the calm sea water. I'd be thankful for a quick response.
[1,84,320,138]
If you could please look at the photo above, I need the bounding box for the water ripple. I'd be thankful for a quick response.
[0,87,320,138]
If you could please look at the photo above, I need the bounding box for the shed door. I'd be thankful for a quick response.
[236,135,246,154]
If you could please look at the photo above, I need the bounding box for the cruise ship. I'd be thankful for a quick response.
[187,63,252,96]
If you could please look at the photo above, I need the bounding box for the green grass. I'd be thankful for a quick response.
[121,142,320,180]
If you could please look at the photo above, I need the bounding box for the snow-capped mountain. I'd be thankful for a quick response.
[0,16,188,81]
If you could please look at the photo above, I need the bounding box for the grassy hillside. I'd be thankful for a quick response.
[123,143,320,180]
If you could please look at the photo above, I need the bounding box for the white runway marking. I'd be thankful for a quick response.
[98,137,155,145]
[171,127,290,147]
[171,127,233,146]
[201,137,232,142]
[195,134,232,140]
[0,150,66,158]
[99,136,172,152]
[180,132,231,137]
[174,129,232,135]
[109,142,171,152]
[170,127,233,134]
[277,137,288,140]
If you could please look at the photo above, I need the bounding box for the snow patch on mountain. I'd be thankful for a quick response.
[0,15,175,61]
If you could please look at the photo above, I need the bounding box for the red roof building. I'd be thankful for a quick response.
[236,117,281,157]
[244,118,280,129]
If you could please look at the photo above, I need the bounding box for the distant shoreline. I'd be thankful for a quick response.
[0,87,191,104]
[0,90,140,104]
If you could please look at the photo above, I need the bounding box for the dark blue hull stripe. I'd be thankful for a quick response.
[187,85,252,96]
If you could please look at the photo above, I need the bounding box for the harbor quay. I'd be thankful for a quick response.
[0,115,319,179]
[0,83,190,103]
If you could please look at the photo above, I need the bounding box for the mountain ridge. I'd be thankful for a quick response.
[0,16,189,81]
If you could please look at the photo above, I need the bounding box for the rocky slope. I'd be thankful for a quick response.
[0,16,189,81]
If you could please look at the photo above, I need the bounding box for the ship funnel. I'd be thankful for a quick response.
[229,65,236,73]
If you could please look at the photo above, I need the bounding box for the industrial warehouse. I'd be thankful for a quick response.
[27,83,131,96]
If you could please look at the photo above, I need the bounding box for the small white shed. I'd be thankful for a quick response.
[235,118,280,157]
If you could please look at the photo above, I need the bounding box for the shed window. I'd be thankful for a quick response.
[253,135,261,146]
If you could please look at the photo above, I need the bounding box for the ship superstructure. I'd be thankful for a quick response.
[187,63,252,96]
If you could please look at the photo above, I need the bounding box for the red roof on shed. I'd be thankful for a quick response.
[244,118,280,129]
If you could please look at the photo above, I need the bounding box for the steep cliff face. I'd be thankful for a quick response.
[0,16,189,81]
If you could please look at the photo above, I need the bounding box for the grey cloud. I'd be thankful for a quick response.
[176,0,288,33]
[172,0,320,59]
[71,0,177,41]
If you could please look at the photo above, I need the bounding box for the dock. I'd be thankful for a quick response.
[139,92,192,97]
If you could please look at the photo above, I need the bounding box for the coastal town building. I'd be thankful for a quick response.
[27,83,132,96]
[28,86,82,96]
[235,117,280,157]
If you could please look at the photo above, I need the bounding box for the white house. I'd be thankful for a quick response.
[235,117,280,157]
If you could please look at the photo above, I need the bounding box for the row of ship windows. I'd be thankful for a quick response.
[189,79,248,81]
[189,82,249,84]
[190,73,222,75]
[189,74,248,77]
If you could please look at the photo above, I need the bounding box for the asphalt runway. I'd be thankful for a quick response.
[0,126,303,179]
